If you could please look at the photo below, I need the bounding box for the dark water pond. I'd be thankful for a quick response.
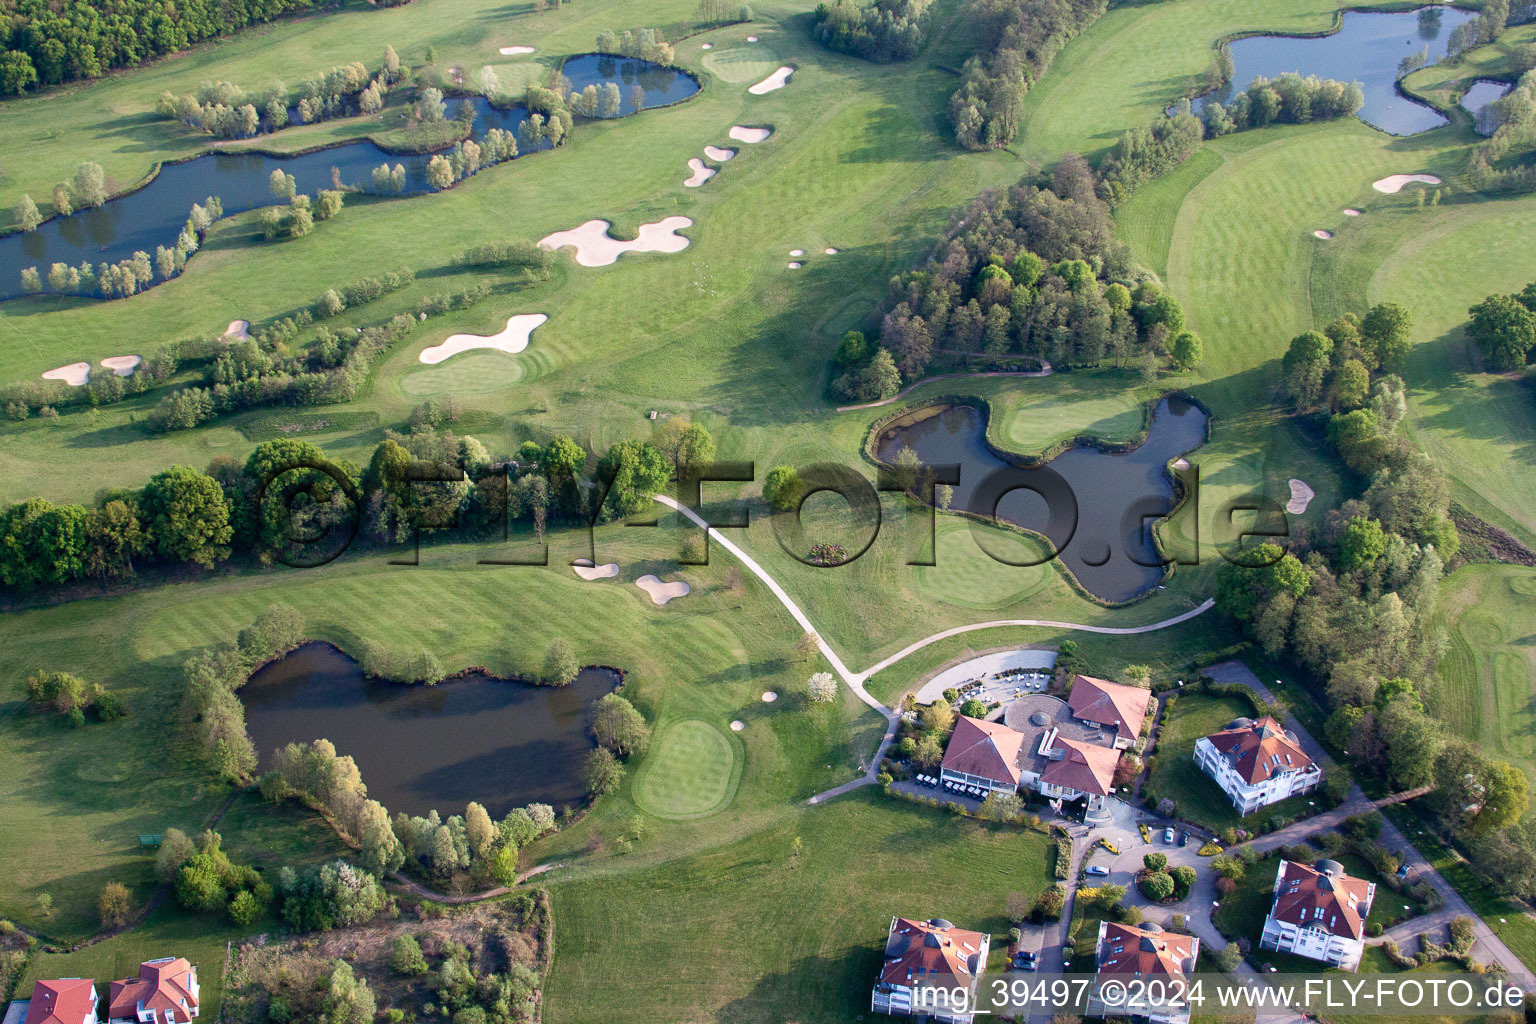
[876,395,1207,603]
[242,642,619,818]
[1461,79,1511,133]
[0,57,697,302]
[1194,6,1478,136]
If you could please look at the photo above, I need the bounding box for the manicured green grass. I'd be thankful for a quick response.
[543,787,1053,1023]
[1144,693,1320,832]
[1434,564,1536,786]
[631,718,742,819]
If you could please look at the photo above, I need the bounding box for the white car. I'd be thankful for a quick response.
[1086,865,1110,876]
[1164,827,1175,843]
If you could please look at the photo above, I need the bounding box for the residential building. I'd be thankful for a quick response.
[1067,675,1152,749]
[106,960,199,1024]
[24,980,99,1024]
[938,695,1126,818]
[1193,716,1322,815]
[1088,921,1199,1024]
[871,916,990,1023]
[1259,859,1374,971]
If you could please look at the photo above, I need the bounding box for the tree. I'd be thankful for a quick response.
[155,828,196,882]
[0,51,38,94]
[1139,871,1175,901]
[544,638,578,686]
[426,154,454,190]
[960,697,987,718]
[807,671,837,704]
[763,465,805,511]
[921,698,955,734]
[795,631,821,663]
[1169,330,1202,371]
[383,44,402,80]
[99,881,134,929]
[391,934,429,975]
[540,435,587,479]
[269,169,296,199]
[1331,358,1370,410]
[416,86,446,122]
[585,746,624,794]
[596,439,669,518]
[14,194,41,231]
[1467,293,1536,370]
[834,330,868,366]
[36,893,52,916]
[70,162,108,208]
[490,844,519,886]
[1362,302,1412,371]
[465,801,496,861]
[1283,330,1333,408]
[653,420,716,474]
[321,962,376,1024]
[140,466,233,568]
[315,190,344,221]
[912,733,944,770]
[591,693,650,755]
[1339,516,1388,572]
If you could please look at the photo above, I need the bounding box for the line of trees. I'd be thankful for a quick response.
[855,162,1198,397]
[947,0,1107,150]
[810,0,933,63]
[1195,73,1365,139]
[593,28,677,66]
[1470,69,1536,193]
[18,194,221,299]
[0,0,406,95]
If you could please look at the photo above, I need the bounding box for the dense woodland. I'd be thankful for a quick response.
[809,0,933,63]
[947,0,1106,150]
[0,0,404,95]
[836,158,1198,401]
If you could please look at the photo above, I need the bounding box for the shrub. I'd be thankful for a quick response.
[1143,852,1167,872]
[1030,884,1066,922]
[1138,870,1175,901]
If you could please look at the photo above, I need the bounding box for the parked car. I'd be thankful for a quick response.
[1164,827,1175,843]
[1086,865,1110,876]
[1178,831,1188,847]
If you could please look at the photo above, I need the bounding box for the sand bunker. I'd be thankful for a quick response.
[418,313,547,364]
[42,361,91,386]
[824,247,838,254]
[701,42,713,49]
[1286,478,1315,515]
[636,574,691,604]
[746,34,759,41]
[761,691,778,703]
[1313,230,1333,239]
[1343,208,1361,216]
[100,355,141,377]
[789,249,804,256]
[787,262,802,269]
[730,720,745,731]
[572,558,620,581]
[539,217,692,267]
[684,159,716,187]
[222,319,251,341]
[1171,457,1190,471]
[703,145,736,161]
[748,67,793,94]
[1372,173,1441,194]
[498,45,535,55]
[729,125,772,143]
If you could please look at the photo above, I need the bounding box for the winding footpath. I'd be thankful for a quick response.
[652,494,1213,803]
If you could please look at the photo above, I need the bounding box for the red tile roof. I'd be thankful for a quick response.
[1067,675,1151,743]
[1039,736,1118,796]
[108,959,198,1024]
[26,979,97,1024]
[879,917,988,988]
[941,715,1025,786]
[1097,922,1197,978]
[1203,716,1314,784]
[1269,860,1374,941]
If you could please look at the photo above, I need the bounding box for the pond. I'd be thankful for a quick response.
[1193,5,1478,136]
[0,57,698,303]
[1461,79,1511,134]
[242,642,620,818]
[875,395,1207,603]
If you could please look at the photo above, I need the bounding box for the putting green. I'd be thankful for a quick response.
[701,43,780,84]
[913,525,1055,610]
[631,718,740,819]
[398,351,526,397]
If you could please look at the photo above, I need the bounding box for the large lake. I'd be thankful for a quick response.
[1195,6,1478,135]
[0,56,698,302]
[242,642,620,818]
[876,395,1207,603]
